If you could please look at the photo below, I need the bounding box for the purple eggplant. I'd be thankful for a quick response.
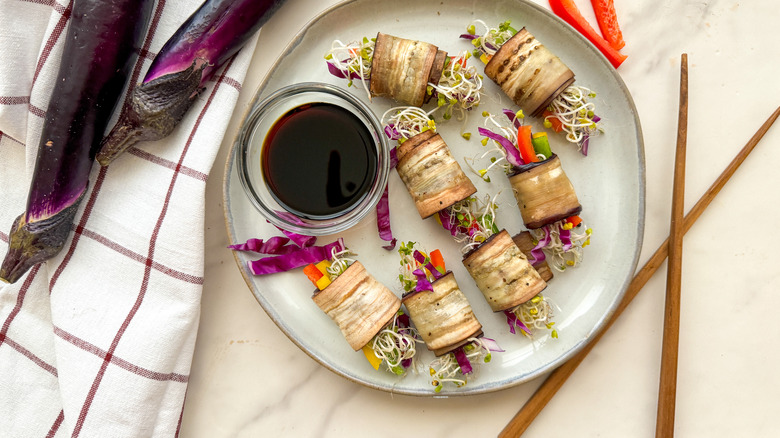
[96,0,286,166]
[0,0,154,284]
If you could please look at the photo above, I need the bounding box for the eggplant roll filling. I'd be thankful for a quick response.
[484,27,575,117]
[396,130,478,218]
[312,261,401,350]
[512,231,554,282]
[370,32,447,107]
[463,229,546,312]
[402,272,483,356]
[509,154,582,230]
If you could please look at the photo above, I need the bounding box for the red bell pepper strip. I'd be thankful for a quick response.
[517,125,539,163]
[549,0,627,68]
[591,0,625,50]
[567,215,583,228]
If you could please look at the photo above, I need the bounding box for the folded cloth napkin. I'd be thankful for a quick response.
[0,1,259,436]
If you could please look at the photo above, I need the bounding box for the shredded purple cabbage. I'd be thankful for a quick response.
[227,237,298,254]
[478,127,523,167]
[530,228,550,264]
[398,312,411,328]
[436,209,459,237]
[459,33,495,56]
[389,146,398,168]
[436,208,475,240]
[453,347,473,374]
[412,251,426,264]
[484,41,499,52]
[413,250,443,280]
[502,109,522,129]
[376,183,396,250]
[374,146,399,251]
[325,61,363,80]
[580,114,600,156]
[479,337,505,352]
[270,211,317,248]
[504,309,532,336]
[413,269,433,292]
[384,124,402,141]
[559,224,573,252]
[246,238,345,275]
[397,312,415,368]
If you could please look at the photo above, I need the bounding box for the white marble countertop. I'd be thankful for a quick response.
[179,1,780,436]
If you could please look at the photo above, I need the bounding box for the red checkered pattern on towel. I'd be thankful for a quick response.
[0,1,259,436]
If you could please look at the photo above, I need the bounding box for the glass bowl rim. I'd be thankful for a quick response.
[235,81,391,236]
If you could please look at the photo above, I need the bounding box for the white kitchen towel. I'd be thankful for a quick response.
[0,0,261,436]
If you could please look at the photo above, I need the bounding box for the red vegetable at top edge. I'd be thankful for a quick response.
[591,0,625,50]
[96,0,286,166]
[549,0,627,68]
[0,0,155,284]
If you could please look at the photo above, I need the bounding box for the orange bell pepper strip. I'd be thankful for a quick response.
[549,0,627,68]
[304,263,323,284]
[542,110,564,133]
[591,0,625,50]
[429,249,445,273]
[517,125,538,163]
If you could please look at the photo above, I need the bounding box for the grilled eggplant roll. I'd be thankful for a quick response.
[462,229,546,312]
[312,261,401,351]
[509,154,581,230]
[396,130,477,219]
[370,32,447,106]
[402,272,483,356]
[483,27,575,117]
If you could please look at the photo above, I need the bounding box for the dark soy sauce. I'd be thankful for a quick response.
[261,102,377,219]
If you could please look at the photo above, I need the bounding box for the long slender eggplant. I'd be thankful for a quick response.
[0,0,154,284]
[96,0,286,166]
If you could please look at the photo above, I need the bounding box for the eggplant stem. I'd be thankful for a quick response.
[96,60,205,166]
[0,190,86,283]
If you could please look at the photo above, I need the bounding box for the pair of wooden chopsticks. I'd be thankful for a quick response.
[499,53,780,437]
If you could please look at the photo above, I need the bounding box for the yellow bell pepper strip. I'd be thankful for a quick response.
[314,259,331,274]
[567,215,583,228]
[531,132,553,160]
[549,0,627,68]
[362,344,383,370]
[315,275,332,290]
[304,260,334,290]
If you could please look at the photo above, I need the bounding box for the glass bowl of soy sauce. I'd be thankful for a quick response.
[236,82,391,236]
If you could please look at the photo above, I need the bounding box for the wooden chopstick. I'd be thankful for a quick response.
[498,100,780,438]
[655,53,688,437]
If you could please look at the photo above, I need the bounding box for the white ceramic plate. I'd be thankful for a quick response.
[224,0,644,396]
